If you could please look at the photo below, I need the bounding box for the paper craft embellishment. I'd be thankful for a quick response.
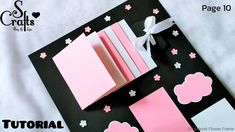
[85,26,91,33]
[53,34,116,110]
[153,74,161,81]
[153,8,159,15]
[79,120,87,128]
[125,4,132,11]
[65,38,72,44]
[104,121,139,132]
[172,30,179,37]
[174,72,213,104]
[40,52,47,59]
[192,98,235,130]
[104,16,111,22]
[174,62,181,69]
[104,105,111,113]
[129,90,136,97]
[129,87,193,132]
[171,48,178,55]
[189,52,196,59]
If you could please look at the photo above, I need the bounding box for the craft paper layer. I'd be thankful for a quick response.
[87,32,127,94]
[111,23,149,74]
[118,20,157,70]
[98,31,135,81]
[103,26,141,78]
[129,87,193,132]
[53,34,116,110]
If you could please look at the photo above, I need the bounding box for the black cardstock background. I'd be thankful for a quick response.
[29,0,235,131]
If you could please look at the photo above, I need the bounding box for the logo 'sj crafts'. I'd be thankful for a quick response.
[0,0,40,32]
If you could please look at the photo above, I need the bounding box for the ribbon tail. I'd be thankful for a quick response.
[149,35,156,46]
[135,34,149,52]
[146,37,152,57]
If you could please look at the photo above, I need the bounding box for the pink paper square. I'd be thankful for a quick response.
[129,87,193,132]
[53,34,116,110]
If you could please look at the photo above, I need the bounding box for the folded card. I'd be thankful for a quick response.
[53,34,116,110]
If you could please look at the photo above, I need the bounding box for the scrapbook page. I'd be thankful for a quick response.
[28,0,235,131]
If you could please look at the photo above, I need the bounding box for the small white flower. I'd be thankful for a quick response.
[65,38,72,44]
[104,15,111,22]
[129,90,136,97]
[79,120,87,128]
[174,62,181,69]
[172,30,179,37]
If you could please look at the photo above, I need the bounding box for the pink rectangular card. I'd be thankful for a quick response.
[129,87,193,132]
[111,23,149,74]
[53,34,116,110]
[98,31,135,82]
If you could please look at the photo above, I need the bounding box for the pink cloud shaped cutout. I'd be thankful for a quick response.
[174,72,213,104]
[104,121,139,132]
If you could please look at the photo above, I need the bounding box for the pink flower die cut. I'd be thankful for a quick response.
[171,48,178,55]
[153,8,159,15]
[153,74,161,81]
[125,4,132,11]
[189,52,196,59]
[40,52,47,59]
[104,121,139,132]
[174,72,213,104]
[84,26,91,33]
[104,105,111,113]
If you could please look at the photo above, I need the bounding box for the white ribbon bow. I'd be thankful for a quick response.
[135,16,174,56]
